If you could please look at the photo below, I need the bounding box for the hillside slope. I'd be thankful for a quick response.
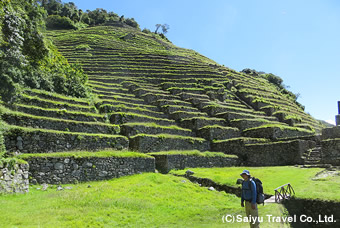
[0,24,324,170]
[50,25,322,132]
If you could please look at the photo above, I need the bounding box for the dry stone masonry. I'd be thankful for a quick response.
[26,156,155,184]
[0,162,29,193]
[151,154,239,173]
[4,128,128,153]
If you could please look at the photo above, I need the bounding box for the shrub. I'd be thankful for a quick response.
[142,28,151,34]
[125,18,139,29]
[46,15,77,30]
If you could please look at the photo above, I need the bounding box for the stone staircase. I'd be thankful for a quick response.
[303,145,322,165]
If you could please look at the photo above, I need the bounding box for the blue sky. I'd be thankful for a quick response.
[70,0,339,124]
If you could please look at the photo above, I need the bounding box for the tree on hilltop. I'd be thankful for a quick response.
[154,23,169,34]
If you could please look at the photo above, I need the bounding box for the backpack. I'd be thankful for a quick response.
[249,177,265,205]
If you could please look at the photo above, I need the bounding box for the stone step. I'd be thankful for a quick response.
[180,117,227,130]
[10,104,106,122]
[129,134,210,153]
[1,112,118,135]
[109,112,175,126]
[19,95,96,113]
[120,123,193,137]
[4,126,129,154]
[196,125,241,141]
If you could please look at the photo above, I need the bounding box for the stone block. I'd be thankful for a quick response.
[321,139,340,165]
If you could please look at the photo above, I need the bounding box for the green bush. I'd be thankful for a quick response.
[125,18,139,29]
[0,1,90,100]
[46,15,77,30]
[142,28,151,34]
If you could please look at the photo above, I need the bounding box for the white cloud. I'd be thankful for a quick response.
[325,119,336,126]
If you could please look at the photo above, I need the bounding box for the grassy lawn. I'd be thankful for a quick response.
[170,166,340,201]
[0,173,289,228]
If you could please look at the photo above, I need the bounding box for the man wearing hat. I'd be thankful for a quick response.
[240,170,260,228]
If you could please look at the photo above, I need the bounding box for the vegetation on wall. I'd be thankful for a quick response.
[241,68,305,110]
[0,0,90,102]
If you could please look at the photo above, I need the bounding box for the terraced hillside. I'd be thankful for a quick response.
[0,24,325,175]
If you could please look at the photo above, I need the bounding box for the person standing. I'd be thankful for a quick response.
[240,170,260,228]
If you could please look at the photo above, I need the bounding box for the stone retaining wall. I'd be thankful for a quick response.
[129,135,210,153]
[283,198,340,228]
[4,128,128,153]
[243,140,315,166]
[321,139,340,165]
[0,162,29,193]
[2,113,119,134]
[25,156,155,184]
[151,154,239,173]
[322,126,340,139]
[214,139,315,166]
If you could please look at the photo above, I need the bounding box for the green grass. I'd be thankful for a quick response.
[110,112,175,122]
[20,94,94,111]
[147,150,237,158]
[122,122,191,132]
[24,88,91,105]
[0,173,289,227]
[170,166,340,201]
[243,124,315,134]
[131,133,206,142]
[0,107,117,128]
[4,124,127,139]
[18,150,152,159]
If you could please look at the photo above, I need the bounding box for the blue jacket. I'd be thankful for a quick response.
[241,179,257,204]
